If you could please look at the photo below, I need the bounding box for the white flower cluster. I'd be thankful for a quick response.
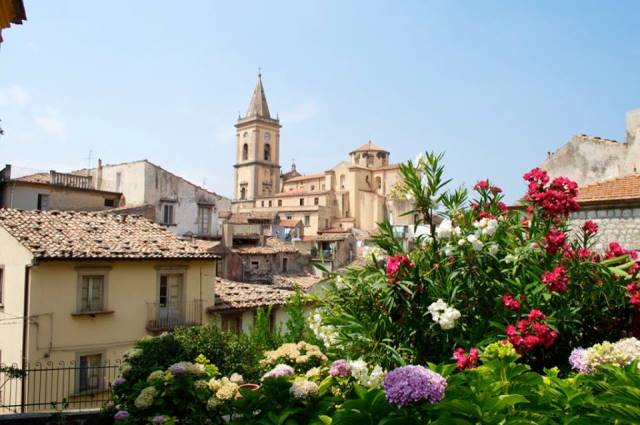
[435,219,461,240]
[308,312,338,348]
[584,337,640,369]
[134,386,157,409]
[473,217,498,236]
[427,299,461,330]
[208,377,239,401]
[349,359,386,389]
[289,379,319,400]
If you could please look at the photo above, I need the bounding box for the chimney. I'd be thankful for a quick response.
[97,159,103,190]
[626,109,640,144]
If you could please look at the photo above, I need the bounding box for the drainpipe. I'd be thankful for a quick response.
[21,265,31,413]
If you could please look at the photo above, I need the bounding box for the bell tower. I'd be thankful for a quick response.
[232,73,281,211]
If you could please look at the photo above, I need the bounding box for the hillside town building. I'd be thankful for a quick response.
[0,209,216,409]
[231,74,415,237]
[77,159,231,239]
[0,165,122,212]
[540,109,640,187]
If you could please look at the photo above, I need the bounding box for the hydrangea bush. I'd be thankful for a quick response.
[318,152,638,370]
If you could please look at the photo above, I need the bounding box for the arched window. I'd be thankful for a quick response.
[340,175,346,189]
[376,176,382,190]
[240,186,246,200]
[242,143,248,161]
[264,144,271,161]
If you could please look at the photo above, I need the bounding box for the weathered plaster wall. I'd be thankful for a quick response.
[540,109,640,187]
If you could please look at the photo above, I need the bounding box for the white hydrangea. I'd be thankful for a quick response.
[365,365,386,389]
[488,244,499,255]
[443,243,455,256]
[457,238,466,246]
[348,359,386,388]
[428,299,461,330]
[289,379,319,400]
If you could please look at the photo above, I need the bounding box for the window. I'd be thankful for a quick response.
[325,219,329,229]
[282,257,288,273]
[216,258,224,278]
[278,200,282,207]
[0,267,3,308]
[264,144,271,161]
[251,261,260,270]
[340,175,345,189]
[261,201,265,207]
[162,204,175,225]
[159,273,183,308]
[104,198,117,207]
[77,353,103,393]
[314,197,319,205]
[221,314,242,333]
[304,215,310,226]
[79,275,105,312]
[376,176,382,190]
[240,185,247,200]
[286,215,292,220]
[37,194,49,210]
[310,185,315,191]
[242,143,249,161]
[366,155,374,167]
[299,198,304,206]
[198,206,212,235]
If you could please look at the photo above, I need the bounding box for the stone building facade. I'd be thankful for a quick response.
[569,174,640,252]
[231,74,415,236]
[539,109,640,187]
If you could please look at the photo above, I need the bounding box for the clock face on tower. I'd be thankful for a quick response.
[264,132,271,142]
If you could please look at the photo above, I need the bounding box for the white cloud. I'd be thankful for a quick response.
[0,84,30,107]
[282,101,319,124]
[35,108,67,140]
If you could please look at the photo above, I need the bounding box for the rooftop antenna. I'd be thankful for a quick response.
[83,149,93,175]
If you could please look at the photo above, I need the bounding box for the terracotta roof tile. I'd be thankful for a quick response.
[0,208,216,260]
[349,141,389,154]
[232,237,298,254]
[272,274,323,291]
[577,174,640,203]
[14,172,51,184]
[208,278,293,312]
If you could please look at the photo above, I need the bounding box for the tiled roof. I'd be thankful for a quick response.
[316,233,349,241]
[208,278,293,312]
[272,274,323,292]
[0,209,216,260]
[284,173,327,183]
[232,237,298,254]
[227,211,277,224]
[350,141,389,154]
[278,219,302,228]
[577,174,640,203]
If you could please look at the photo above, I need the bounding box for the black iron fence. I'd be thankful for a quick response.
[0,360,120,414]
[146,299,204,332]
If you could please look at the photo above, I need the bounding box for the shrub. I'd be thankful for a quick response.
[318,152,637,370]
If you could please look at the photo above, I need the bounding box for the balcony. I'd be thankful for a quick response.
[50,171,93,189]
[146,299,204,333]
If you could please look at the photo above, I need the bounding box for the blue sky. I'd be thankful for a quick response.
[1,1,639,201]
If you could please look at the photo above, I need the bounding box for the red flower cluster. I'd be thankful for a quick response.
[544,228,567,255]
[541,266,569,292]
[453,347,479,370]
[523,168,579,218]
[582,220,598,235]
[604,242,639,260]
[505,309,557,354]
[385,255,414,282]
[501,293,521,311]
[473,180,490,190]
[626,282,640,306]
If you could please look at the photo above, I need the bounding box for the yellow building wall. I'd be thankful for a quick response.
[27,260,216,365]
[0,228,34,370]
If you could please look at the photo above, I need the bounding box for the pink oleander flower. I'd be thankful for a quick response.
[453,347,479,370]
[501,293,521,311]
[541,266,569,292]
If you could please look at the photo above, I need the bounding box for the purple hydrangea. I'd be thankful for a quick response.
[112,376,126,386]
[152,415,165,424]
[383,365,447,407]
[168,362,188,375]
[330,359,351,377]
[114,410,129,421]
[262,364,295,380]
[569,348,593,373]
